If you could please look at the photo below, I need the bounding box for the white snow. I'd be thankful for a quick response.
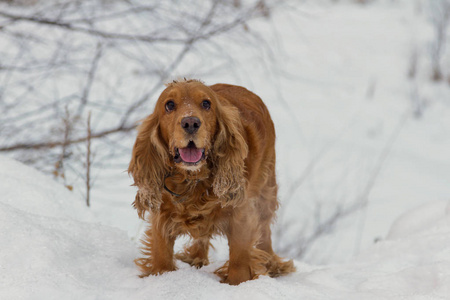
[1,155,449,299]
[2,0,450,299]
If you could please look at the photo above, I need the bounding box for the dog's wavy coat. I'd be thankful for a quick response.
[128,80,294,285]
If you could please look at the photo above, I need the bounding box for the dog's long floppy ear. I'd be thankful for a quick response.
[128,113,168,218]
[212,102,249,207]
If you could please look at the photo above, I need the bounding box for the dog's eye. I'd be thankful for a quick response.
[165,100,175,112]
[201,100,211,110]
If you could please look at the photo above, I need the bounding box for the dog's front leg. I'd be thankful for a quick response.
[136,213,176,277]
[224,210,257,285]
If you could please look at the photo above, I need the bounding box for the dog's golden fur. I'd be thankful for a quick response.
[128,79,295,285]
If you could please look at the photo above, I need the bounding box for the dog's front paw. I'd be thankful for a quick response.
[214,261,254,285]
[226,265,253,285]
[135,257,176,277]
[214,261,229,283]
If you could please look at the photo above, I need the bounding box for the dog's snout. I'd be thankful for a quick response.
[181,117,201,134]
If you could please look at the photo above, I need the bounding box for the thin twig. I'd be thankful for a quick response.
[78,42,103,117]
[86,111,92,207]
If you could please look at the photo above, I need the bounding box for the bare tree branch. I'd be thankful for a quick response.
[78,42,102,116]
[0,124,136,152]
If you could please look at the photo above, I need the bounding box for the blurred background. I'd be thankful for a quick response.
[0,0,449,264]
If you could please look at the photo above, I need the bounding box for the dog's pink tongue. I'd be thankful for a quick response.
[179,147,203,163]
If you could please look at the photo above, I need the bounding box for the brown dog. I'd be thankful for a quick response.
[128,79,295,285]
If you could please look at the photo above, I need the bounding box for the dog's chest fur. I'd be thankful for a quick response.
[159,175,230,239]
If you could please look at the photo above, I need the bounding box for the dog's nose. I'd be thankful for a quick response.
[181,117,201,134]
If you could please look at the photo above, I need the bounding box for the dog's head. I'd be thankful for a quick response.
[129,80,248,216]
[158,80,218,171]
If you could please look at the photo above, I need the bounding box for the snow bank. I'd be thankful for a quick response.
[0,156,94,222]
[1,156,449,299]
[351,199,450,298]
[388,200,450,239]
[0,156,140,299]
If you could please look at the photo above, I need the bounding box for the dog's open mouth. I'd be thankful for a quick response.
[174,141,205,165]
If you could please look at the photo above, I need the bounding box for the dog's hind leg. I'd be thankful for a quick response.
[175,237,211,268]
[256,177,296,277]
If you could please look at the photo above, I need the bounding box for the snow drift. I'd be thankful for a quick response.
[1,156,449,299]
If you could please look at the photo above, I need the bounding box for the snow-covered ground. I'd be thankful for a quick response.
[1,157,449,299]
[2,0,450,299]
